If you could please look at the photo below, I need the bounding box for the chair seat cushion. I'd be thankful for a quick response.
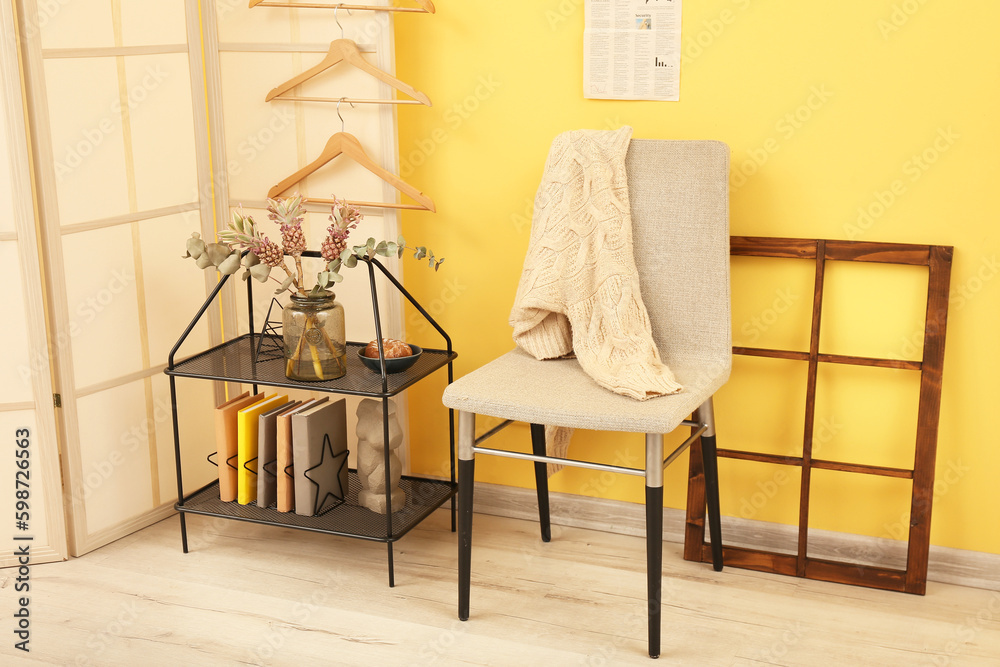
[443,347,730,433]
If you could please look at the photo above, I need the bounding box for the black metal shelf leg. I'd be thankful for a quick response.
[169,375,189,553]
[387,542,395,588]
[179,514,189,553]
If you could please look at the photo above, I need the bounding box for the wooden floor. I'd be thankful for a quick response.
[3,510,999,666]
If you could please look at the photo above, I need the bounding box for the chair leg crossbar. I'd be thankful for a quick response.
[456,402,724,659]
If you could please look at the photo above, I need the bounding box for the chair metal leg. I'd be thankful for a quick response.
[645,433,664,659]
[529,423,552,542]
[458,411,475,622]
[697,398,724,572]
[458,458,475,621]
[645,484,663,659]
[701,433,724,572]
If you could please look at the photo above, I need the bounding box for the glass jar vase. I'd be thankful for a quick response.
[283,291,346,381]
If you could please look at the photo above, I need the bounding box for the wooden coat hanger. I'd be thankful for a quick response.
[267,130,435,212]
[265,38,431,106]
[249,0,435,13]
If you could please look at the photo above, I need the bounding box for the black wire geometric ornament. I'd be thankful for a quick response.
[302,433,349,515]
[255,297,285,362]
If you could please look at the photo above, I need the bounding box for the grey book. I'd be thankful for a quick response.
[292,399,349,516]
[256,400,300,509]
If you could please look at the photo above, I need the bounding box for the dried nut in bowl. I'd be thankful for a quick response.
[363,338,413,359]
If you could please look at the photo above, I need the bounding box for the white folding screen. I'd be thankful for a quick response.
[18,0,222,555]
[0,0,67,566]
[213,1,409,466]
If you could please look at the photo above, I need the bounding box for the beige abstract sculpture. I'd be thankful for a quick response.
[356,398,405,513]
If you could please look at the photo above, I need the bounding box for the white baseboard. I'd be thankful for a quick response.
[471,482,1000,593]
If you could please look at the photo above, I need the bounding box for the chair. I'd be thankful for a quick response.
[442,139,730,659]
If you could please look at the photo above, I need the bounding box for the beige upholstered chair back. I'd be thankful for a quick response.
[625,139,732,375]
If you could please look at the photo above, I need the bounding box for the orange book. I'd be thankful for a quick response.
[214,391,264,502]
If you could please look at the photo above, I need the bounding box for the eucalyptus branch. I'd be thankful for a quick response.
[184,197,443,299]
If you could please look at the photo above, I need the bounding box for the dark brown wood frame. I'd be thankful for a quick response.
[684,237,953,594]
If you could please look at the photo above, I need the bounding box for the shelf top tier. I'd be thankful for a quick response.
[166,334,455,397]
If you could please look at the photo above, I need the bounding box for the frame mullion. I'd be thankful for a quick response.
[796,240,826,576]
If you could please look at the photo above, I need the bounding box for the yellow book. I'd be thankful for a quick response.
[236,394,288,505]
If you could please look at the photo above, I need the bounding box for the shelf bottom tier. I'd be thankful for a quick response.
[178,473,456,542]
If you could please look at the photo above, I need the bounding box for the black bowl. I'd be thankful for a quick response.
[357,344,423,374]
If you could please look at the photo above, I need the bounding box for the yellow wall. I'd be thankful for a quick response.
[396,1,1000,555]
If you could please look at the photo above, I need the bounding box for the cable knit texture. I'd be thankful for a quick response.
[510,126,683,402]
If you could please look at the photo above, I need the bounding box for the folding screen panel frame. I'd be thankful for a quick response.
[684,236,953,594]
[0,0,68,566]
[17,0,228,555]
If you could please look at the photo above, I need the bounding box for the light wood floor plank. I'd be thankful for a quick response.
[1,510,998,665]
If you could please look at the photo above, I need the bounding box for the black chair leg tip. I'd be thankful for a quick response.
[714,563,723,572]
[459,613,469,622]
[649,653,659,659]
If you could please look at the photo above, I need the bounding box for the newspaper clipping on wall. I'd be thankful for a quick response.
[584,0,682,101]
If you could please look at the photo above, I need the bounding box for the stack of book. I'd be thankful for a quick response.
[213,392,349,516]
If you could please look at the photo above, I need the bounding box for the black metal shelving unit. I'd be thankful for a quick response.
[165,251,457,586]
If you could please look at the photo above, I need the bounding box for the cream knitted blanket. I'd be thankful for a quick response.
[509,127,682,464]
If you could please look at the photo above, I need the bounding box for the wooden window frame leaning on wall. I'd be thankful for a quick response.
[684,236,953,595]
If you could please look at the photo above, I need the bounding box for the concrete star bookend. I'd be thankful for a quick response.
[356,398,405,513]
